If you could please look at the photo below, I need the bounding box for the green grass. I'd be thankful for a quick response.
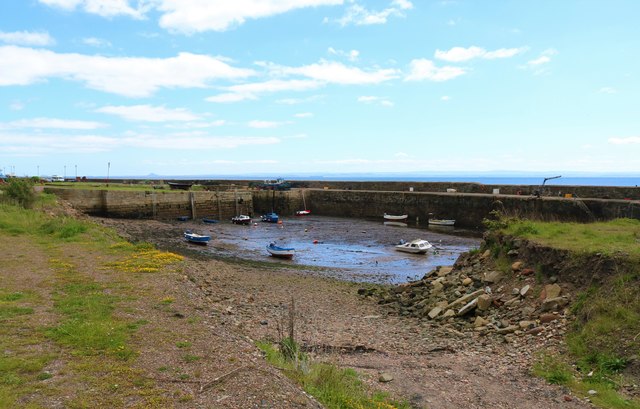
[493,217,640,408]
[256,340,409,409]
[501,218,640,259]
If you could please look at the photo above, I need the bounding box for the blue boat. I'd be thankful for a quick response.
[184,230,210,244]
[261,212,279,223]
[266,242,295,258]
[177,215,189,221]
[202,217,219,224]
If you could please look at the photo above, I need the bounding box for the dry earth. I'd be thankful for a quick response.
[94,217,596,409]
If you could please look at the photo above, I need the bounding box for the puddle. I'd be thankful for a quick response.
[181,215,481,284]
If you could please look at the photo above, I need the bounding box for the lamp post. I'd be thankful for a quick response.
[107,162,110,187]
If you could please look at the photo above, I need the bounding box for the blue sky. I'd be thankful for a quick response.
[1,0,639,178]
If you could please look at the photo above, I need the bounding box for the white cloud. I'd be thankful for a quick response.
[248,120,289,129]
[435,46,485,62]
[82,37,112,47]
[334,0,413,26]
[96,105,202,122]
[294,112,313,118]
[357,96,394,107]
[328,47,359,62]
[441,95,451,101]
[609,136,640,145]
[526,56,550,66]
[206,79,322,103]
[9,101,26,111]
[156,0,343,34]
[0,131,281,154]
[278,61,399,84]
[0,30,55,46]
[599,87,616,94]
[39,0,149,19]
[435,46,527,62]
[405,59,466,82]
[0,117,106,130]
[0,46,255,97]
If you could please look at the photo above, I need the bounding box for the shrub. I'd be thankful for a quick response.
[4,178,36,208]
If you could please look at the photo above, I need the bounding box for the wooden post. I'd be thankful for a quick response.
[190,192,196,219]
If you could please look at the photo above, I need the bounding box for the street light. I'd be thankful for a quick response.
[107,162,110,186]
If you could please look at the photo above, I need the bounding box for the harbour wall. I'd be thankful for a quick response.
[252,189,640,229]
[44,187,254,220]
[45,187,640,229]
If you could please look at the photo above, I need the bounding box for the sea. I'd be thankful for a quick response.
[152,174,640,187]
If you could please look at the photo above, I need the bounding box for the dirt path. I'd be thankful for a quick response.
[98,217,593,408]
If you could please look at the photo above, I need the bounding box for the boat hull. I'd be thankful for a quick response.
[266,244,295,258]
[184,232,210,244]
[428,219,455,226]
[394,239,432,254]
[231,215,252,225]
[384,213,408,220]
[295,210,311,216]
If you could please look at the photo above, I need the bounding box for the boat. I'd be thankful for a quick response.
[257,178,291,191]
[296,190,311,216]
[168,182,193,190]
[202,217,219,224]
[384,213,408,221]
[428,219,455,226]
[231,215,252,225]
[184,230,210,244]
[176,215,189,221]
[395,239,433,254]
[266,242,295,259]
[261,212,279,223]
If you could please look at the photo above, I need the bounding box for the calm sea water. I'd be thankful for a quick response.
[139,174,640,187]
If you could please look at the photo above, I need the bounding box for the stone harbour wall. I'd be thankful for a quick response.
[44,187,253,220]
[47,186,640,228]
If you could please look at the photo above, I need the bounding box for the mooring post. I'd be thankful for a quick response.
[190,192,196,220]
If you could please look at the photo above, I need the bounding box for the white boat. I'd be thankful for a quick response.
[395,239,433,254]
[384,213,408,220]
[428,219,455,226]
[183,231,210,244]
[231,215,252,225]
[295,209,311,216]
[266,242,295,259]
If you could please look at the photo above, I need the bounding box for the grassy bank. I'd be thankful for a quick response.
[493,217,640,409]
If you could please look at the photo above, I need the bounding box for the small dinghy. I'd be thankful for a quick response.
[266,242,295,259]
[184,230,210,244]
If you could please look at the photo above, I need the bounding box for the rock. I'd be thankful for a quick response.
[457,298,478,316]
[511,261,524,271]
[588,389,597,396]
[431,281,444,295]
[428,307,442,320]
[541,296,569,312]
[446,289,485,310]
[511,288,520,296]
[483,271,504,283]
[378,373,394,383]
[437,266,453,277]
[442,309,456,318]
[496,325,519,334]
[544,284,562,300]
[474,316,489,327]
[525,327,545,336]
[520,285,530,297]
[477,294,492,311]
[507,249,519,256]
[518,320,535,329]
[462,277,473,286]
[480,249,491,259]
[260,320,268,325]
[520,268,535,276]
[539,313,559,323]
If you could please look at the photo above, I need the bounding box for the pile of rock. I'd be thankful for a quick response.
[361,245,572,340]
